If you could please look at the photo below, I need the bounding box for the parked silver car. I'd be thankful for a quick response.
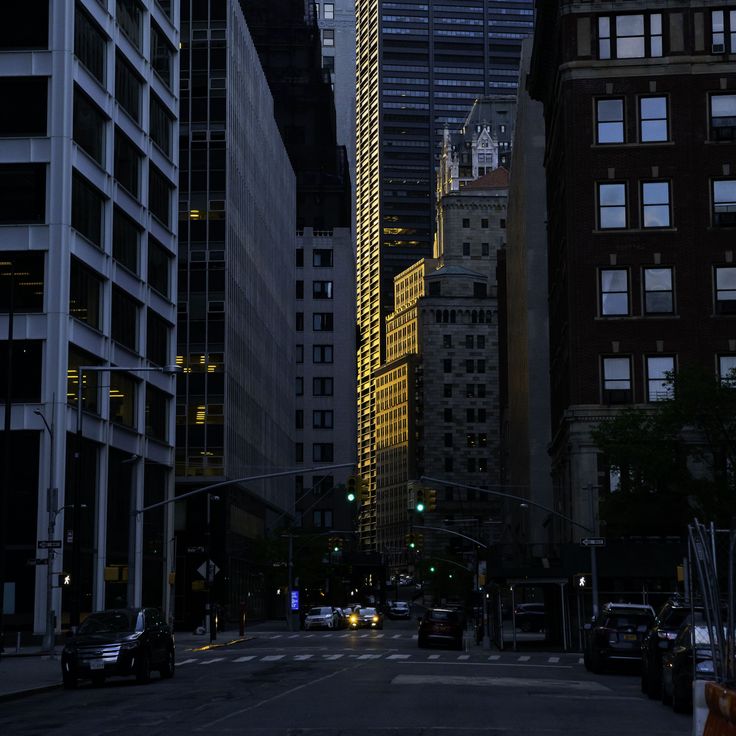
[304,606,338,630]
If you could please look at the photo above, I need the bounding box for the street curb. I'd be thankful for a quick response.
[0,683,62,703]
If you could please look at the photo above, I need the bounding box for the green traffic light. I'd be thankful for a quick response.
[347,492,356,502]
[416,502,425,512]
[409,542,416,549]
[429,566,435,573]
[333,546,339,552]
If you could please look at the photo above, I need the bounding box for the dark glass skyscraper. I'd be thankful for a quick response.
[356,0,534,549]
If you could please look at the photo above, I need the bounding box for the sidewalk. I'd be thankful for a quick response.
[0,621,281,703]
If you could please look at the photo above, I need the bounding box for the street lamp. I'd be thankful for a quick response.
[70,363,179,628]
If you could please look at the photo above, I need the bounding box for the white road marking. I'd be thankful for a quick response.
[428,655,441,660]
[488,655,500,661]
[293,654,313,660]
[288,634,299,639]
[200,658,225,665]
[375,633,384,638]
[261,655,285,661]
[392,674,610,692]
[357,654,381,660]
[578,657,584,665]
[392,634,402,639]
[177,658,197,666]
[517,656,530,662]
[322,654,344,660]
[233,656,257,662]
[457,655,470,660]
[548,657,560,663]
[387,654,410,660]
[269,634,282,639]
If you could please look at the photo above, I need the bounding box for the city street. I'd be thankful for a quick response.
[0,617,690,735]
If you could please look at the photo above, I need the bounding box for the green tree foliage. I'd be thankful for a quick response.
[592,365,736,536]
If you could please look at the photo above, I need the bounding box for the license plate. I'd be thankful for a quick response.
[89,660,104,670]
[623,634,637,641]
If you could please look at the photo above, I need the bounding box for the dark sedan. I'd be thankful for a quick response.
[349,607,384,629]
[583,603,654,673]
[61,608,175,688]
[417,608,464,650]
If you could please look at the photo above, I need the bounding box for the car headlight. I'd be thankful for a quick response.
[349,616,357,623]
[372,616,379,622]
[120,641,140,650]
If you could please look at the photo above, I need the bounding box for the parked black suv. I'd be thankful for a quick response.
[641,598,700,699]
[583,602,655,673]
[61,608,175,688]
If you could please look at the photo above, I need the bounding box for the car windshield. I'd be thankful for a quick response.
[78,610,141,635]
[361,608,377,615]
[602,614,651,630]
[308,607,331,616]
[429,610,458,622]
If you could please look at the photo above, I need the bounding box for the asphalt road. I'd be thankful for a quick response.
[0,616,690,736]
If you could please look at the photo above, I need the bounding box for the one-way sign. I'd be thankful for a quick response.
[580,537,606,547]
[38,540,62,549]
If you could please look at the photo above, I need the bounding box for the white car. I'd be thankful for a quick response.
[304,606,338,630]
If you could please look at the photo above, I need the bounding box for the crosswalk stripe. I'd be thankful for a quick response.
[360,633,370,638]
[200,658,225,665]
[392,634,402,639]
[288,634,299,639]
[322,654,344,660]
[269,634,282,639]
[458,655,470,660]
[357,654,381,660]
[177,658,197,666]
[293,654,313,660]
[376,633,384,638]
[387,654,410,660]
[578,657,584,665]
[548,657,560,663]
[488,655,500,661]
[428,654,441,660]
[517,656,530,662]
[262,655,285,661]
[233,656,256,662]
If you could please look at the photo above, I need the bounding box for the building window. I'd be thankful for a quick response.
[466,359,474,373]
[147,311,169,366]
[599,14,661,59]
[72,172,103,246]
[296,344,304,363]
[324,2,334,19]
[443,408,452,422]
[462,242,471,256]
[600,269,629,316]
[313,377,333,396]
[596,98,624,144]
[710,94,736,142]
[150,22,173,89]
[296,280,304,299]
[711,9,736,52]
[322,29,334,47]
[481,242,489,256]
[110,372,137,428]
[313,248,333,266]
[111,286,138,351]
[296,442,303,462]
[148,237,171,298]
[313,510,333,529]
[444,335,453,348]
[313,443,334,462]
[296,377,303,396]
[639,96,668,142]
[641,181,671,228]
[646,355,674,401]
[643,267,674,314]
[477,335,485,349]
[466,409,475,423]
[313,312,334,331]
[313,281,333,299]
[296,312,304,331]
[117,0,142,50]
[462,218,470,228]
[115,129,141,198]
[715,266,736,314]
[69,258,101,328]
[713,180,736,226]
[150,94,173,158]
[481,218,489,228]
[115,53,141,123]
[296,248,304,267]
[597,182,627,229]
[313,410,334,429]
[444,433,453,448]
[0,164,45,224]
[295,409,303,429]
[443,384,452,398]
[75,7,106,84]
[149,165,172,227]
[0,340,42,402]
[0,77,47,137]
[602,356,632,402]
[465,335,473,349]
[478,408,486,422]
[443,358,452,373]
[113,207,140,273]
[313,344,333,363]
[718,355,736,384]
[444,457,453,472]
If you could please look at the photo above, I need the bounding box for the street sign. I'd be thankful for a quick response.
[290,590,300,611]
[37,540,62,549]
[196,560,220,581]
[27,558,49,566]
[187,545,205,554]
[581,537,606,547]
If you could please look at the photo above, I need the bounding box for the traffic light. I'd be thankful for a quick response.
[414,532,424,552]
[426,489,437,512]
[405,533,416,549]
[429,565,436,573]
[357,476,368,503]
[415,487,425,513]
[347,476,357,502]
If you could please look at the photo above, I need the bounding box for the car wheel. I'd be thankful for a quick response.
[646,666,661,700]
[135,650,152,685]
[590,651,605,674]
[62,669,77,690]
[160,648,175,679]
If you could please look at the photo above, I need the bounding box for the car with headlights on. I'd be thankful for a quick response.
[61,607,174,688]
[304,606,339,630]
[349,606,384,629]
[387,601,411,619]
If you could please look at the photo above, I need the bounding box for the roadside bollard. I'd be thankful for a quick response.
[239,602,246,637]
[16,631,21,653]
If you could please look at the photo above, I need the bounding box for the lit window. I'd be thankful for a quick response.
[596,98,624,144]
[718,355,736,385]
[602,356,631,400]
[324,2,334,20]
[711,10,735,52]
[710,94,736,142]
[598,183,627,229]
[713,180,736,227]
[715,266,736,314]
[646,356,674,401]
[322,29,334,47]
[639,96,668,142]
[600,269,629,315]
[643,267,673,314]
[616,15,645,58]
[641,181,671,228]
